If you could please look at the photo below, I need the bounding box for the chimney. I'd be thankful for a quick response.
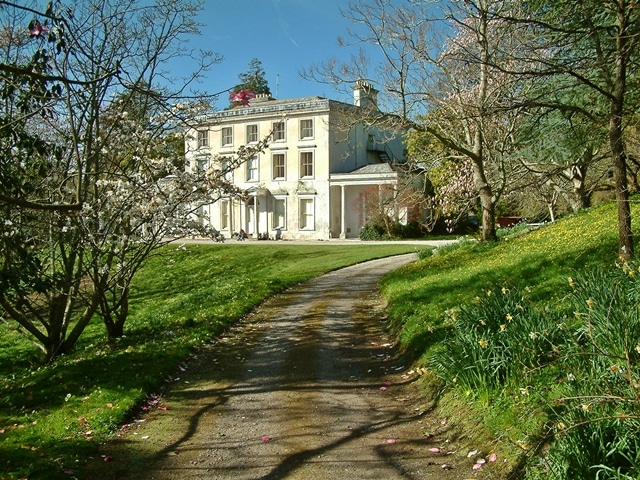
[353,79,378,110]
[252,93,273,103]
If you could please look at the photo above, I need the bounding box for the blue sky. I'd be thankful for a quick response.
[174,0,368,107]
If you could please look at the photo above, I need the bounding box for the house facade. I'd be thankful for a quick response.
[185,81,407,240]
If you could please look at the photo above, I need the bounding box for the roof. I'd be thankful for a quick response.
[197,95,374,124]
[350,163,396,174]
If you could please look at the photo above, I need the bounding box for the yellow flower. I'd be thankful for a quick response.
[501,287,509,294]
[556,422,566,430]
[568,277,575,288]
[635,344,640,355]
[487,290,493,297]
[506,314,513,322]
[500,324,507,332]
[478,339,489,349]
[581,403,591,412]
[586,298,595,308]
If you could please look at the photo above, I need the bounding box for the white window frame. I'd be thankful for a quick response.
[299,197,315,230]
[273,121,285,141]
[246,155,259,181]
[246,124,259,143]
[220,199,230,230]
[221,126,233,146]
[272,152,286,180]
[299,119,314,139]
[273,197,287,230]
[221,157,233,181]
[197,130,209,148]
[299,151,314,178]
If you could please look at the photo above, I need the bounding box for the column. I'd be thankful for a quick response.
[340,185,346,239]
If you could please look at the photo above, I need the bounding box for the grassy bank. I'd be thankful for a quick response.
[381,201,640,479]
[0,243,421,480]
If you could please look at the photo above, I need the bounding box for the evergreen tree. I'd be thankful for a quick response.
[229,58,270,107]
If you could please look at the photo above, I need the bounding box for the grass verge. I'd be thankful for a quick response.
[380,201,640,479]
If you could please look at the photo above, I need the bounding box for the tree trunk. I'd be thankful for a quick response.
[103,285,129,339]
[611,7,633,260]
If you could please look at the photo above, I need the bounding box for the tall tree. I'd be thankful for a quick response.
[0,0,233,360]
[509,0,640,259]
[306,0,531,241]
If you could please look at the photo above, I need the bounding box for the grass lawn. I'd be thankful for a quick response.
[0,243,421,480]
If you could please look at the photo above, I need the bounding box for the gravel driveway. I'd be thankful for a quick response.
[87,253,494,479]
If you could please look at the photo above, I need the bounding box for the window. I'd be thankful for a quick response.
[246,124,258,143]
[246,155,259,181]
[272,153,286,180]
[300,151,314,178]
[273,121,285,141]
[299,198,315,230]
[197,130,209,148]
[273,198,286,229]
[221,127,233,146]
[299,119,314,139]
[220,199,229,230]
[221,157,233,181]
[196,159,209,172]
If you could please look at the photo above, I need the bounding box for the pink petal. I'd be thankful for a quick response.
[261,435,271,442]
[473,462,483,470]
[429,447,441,453]
[379,386,387,391]
[489,452,498,462]
[387,439,396,444]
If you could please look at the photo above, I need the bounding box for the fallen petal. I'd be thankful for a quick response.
[467,449,479,457]
[261,435,271,442]
[387,439,396,444]
[489,452,498,462]
[441,463,452,470]
[379,386,387,391]
[473,462,483,470]
[429,447,441,453]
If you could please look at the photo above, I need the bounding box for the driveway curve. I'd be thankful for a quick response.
[89,253,474,479]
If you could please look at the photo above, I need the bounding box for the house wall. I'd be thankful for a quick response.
[185,96,405,240]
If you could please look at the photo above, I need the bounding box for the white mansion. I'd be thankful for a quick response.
[185,81,407,240]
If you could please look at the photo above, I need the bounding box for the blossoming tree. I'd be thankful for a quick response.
[0,0,261,360]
